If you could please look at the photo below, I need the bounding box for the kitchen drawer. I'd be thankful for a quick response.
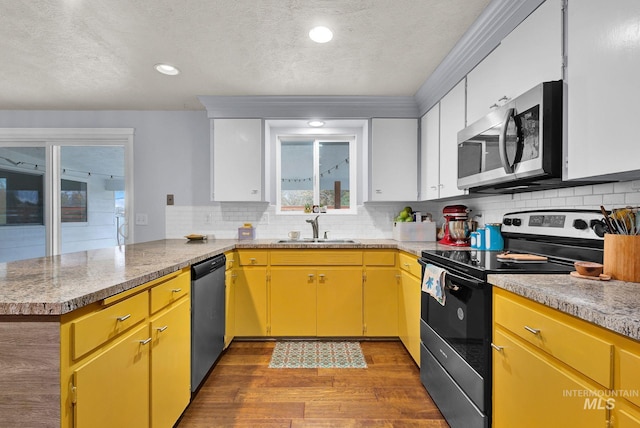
[150,269,190,314]
[270,250,363,266]
[363,250,396,266]
[398,252,421,278]
[72,291,148,360]
[618,348,640,408]
[494,290,613,388]
[237,250,268,266]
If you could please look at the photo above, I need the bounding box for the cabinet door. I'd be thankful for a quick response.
[467,0,562,124]
[270,267,317,336]
[398,270,421,366]
[420,105,440,200]
[611,399,640,428]
[212,118,263,201]
[370,118,418,201]
[493,327,606,428]
[234,267,268,336]
[224,267,236,348]
[438,80,466,199]
[317,267,363,336]
[73,324,150,428]
[566,0,640,179]
[150,298,191,428]
[363,267,399,337]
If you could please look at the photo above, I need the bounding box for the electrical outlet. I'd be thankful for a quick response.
[135,213,148,225]
[166,194,174,205]
[259,213,269,224]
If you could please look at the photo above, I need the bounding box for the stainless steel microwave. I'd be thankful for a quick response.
[457,81,563,193]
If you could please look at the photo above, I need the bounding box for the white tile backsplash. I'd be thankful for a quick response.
[165,180,640,239]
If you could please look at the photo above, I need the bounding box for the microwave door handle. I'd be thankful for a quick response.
[498,108,516,174]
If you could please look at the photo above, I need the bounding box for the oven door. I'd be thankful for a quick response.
[419,258,491,412]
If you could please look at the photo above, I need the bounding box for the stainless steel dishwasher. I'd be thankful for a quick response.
[191,253,226,393]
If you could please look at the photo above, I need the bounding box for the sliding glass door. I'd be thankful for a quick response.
[0,129,133,263]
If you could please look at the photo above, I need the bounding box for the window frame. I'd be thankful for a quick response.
[275,134,357,215]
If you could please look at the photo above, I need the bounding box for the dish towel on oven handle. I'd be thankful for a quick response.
[422,263,447,306]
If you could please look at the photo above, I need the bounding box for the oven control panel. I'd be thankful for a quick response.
[501,210,605,239]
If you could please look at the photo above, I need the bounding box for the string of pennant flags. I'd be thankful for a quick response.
[281,157,349,183]
[0,156,123,179]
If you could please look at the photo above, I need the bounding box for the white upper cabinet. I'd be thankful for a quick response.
[212,118,263,201]
[439,80,467,199]
[466,0,563,125]
[566,0,640,180]
[421,80,467,201]
[421,105,439,200]
[370,118,418,201]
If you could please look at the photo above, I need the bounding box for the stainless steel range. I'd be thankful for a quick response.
[419,209,607,428]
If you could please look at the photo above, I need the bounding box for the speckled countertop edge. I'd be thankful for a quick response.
[489,274,640,341]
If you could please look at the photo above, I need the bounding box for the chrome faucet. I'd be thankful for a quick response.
[306,215,319,239]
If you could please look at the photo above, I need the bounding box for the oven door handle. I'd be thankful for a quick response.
[419,259,484,290]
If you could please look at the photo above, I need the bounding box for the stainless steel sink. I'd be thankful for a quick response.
[274,239,358,244]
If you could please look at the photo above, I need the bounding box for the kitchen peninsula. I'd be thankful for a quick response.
[1,238,639,427]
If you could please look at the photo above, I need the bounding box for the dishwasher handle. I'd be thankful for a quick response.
[191,254,227,280]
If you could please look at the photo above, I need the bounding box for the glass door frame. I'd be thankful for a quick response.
[0,128,134,257]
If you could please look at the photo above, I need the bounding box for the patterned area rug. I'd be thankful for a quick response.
[268,341,367,368]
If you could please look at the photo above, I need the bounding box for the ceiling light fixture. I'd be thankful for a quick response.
[308,120,325,127]
[154,63,180,76]
[309,26,333,43]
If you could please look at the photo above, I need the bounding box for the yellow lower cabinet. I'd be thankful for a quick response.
[611,398,640,427]
[316,267,363,336]
[398,269,421,365]
[270,267,317,336]
[73,323,151,428]
[224,266,236,347]
[363,267,399,337]
[492,327,607,428]
[150,298,190,428]
[234,266,268,336]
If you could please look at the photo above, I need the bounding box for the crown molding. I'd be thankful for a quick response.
[414,0,545,116]
[198,95,419,119]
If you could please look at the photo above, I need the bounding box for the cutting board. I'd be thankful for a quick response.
[496,253,548,263]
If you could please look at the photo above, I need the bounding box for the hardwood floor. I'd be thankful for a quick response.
[177,340,448,428]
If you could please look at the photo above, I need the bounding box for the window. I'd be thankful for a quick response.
[0,168,44,225]
[60,179,87,223]
[277,136,356,214]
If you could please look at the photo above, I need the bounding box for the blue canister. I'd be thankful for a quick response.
[485,223,504,251]
[475,227,485,250]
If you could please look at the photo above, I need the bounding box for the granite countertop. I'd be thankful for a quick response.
[2,238,638,342]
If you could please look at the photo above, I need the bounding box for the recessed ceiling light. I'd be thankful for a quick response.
[154,63,180,76]
[309,26,333,43]
[308,120,325,127]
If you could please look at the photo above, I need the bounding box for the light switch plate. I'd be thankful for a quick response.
[167,194,174,205]
[135,213,148,225]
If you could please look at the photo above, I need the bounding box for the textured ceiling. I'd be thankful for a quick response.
[0,0,491,110]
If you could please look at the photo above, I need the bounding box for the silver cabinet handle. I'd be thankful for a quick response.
[524,325,540,335]
[318,274,325,278]
[395,274,401,279]
[171,288,182,293]
[117,314,131,322]
[375,189,382,194]
[491,343,504,351]
[430,186,437,190]
[498,95,510,102]
[231,274,237,278]
[139,338,152,345]
[157,325,168,333]
[249,258,257,263]
[308,274,315,278]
